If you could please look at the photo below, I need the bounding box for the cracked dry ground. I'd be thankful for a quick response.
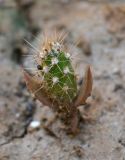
[1,0,125,160]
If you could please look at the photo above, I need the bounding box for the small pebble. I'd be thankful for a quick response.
[112,68,120,75]
[29,120,41,129]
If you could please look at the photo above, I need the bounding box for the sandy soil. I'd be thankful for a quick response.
[0,0,125,159]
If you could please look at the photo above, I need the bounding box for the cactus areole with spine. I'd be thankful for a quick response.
[23,34,93,134]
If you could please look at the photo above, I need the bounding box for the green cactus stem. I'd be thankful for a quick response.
[37,41,77,106]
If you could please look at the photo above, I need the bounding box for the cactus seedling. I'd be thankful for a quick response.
[23,34,93,134]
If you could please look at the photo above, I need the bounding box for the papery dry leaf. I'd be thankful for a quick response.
[23,70,58,107]
[74,65,93,107]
